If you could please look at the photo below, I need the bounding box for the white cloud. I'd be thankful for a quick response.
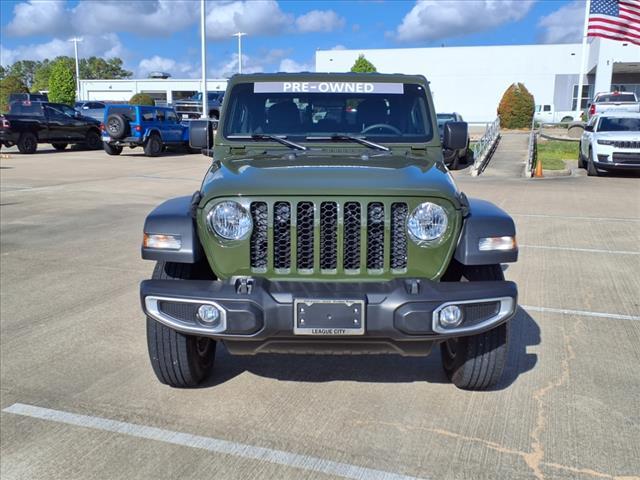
[0,34,126,66]
[210,53,265,78]
[205,0,292,39]
[537,0,584,44]
[395,0,535,42]
[138,55,199,78]
[295,10,345,33]
[278,58,314,73]
[5,0,69,37]
[72,0,197,36]
[331,44,347,50]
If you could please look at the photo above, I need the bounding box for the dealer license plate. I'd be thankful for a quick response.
[293,299,365,335]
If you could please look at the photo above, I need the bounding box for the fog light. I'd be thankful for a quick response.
[439,305,463,328]
[197,304,221,325]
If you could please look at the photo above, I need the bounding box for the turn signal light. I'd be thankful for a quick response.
[143,233,181,250]
[478,236,517,251]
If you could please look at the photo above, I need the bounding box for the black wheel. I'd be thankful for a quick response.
[144,133,163,157]
[577,143,585,169]
[587,148,600,176]
[17,132,37,154]
[146,261,216,388]
[52,143,68,151]
[105,113,129,139]
[440,264,509,390]
[85,130,102,150]
[103,142,123,156]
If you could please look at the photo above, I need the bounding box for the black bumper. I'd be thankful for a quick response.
[0,131,18,145]
[140,278,517,356]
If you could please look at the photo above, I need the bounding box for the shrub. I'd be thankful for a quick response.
[0,75,29,112]
[129,93,155,106]
[497,83,535,129]
[350,54,377,73]
[48,61,76,105]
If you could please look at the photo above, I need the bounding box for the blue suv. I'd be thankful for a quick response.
[101,105,190,156]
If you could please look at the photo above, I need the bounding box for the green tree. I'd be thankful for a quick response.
[350,54,377,73]
[129,93,155,106]
[7,60,40,88]
[48,61,76,105]
[0,65,6,80]
[0,75,29,113]
[80,57,132,79]
[497,83,535,129]
[31,59,52,93]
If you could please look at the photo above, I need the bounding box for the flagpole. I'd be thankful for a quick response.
[576,0,591,115]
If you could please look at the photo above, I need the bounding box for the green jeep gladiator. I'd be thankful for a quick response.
[140,73,518,390]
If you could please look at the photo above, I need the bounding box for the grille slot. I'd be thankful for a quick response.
[390,203,408,270]
[247,199,415,275]
[273,201,291,270]
[296,202,315,271]
[343,202,361,271]
[250,202,268,269]
[366,202,385,270]
[320,202,338,270]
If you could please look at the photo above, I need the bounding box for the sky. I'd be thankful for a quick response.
[0,0,587,78]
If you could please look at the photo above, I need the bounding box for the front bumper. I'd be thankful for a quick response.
[140,277,517,356]
[0,131,18,146]
[594,147,640,171]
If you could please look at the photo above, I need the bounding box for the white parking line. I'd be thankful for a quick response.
[519,245,640,255]
[522,305,640,321]
[2,403,426,480]
[512,213,640,222]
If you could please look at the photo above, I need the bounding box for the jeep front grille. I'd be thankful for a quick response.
[249,200,409,275]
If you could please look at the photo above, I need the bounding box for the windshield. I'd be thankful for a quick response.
[598,117,640,131]
[596,93,636,102]
[223,82,433,143]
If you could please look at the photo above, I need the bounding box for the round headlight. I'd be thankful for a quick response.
[407,202,448,244]
[208,201,252,240]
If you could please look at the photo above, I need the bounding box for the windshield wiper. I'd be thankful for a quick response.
[305,134,390,152]
[227,134,307,151]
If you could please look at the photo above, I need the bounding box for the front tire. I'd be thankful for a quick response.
[587,149,600,176]
[146,262,216,387]
[440,264,509,390]
[144,133,163,157]
[17,132,37,154]
[578,143,585,169]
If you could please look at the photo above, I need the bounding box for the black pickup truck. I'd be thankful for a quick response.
[0,101,102,154]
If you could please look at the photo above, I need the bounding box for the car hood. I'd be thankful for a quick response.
[595,131,640,140]
[200,152,461,206]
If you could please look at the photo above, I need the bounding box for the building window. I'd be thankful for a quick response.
[611,84,640,98]
[572,84,593,110]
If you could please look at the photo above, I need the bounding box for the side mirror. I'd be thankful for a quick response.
[584,124,593,132]
[443,121,468,150]
[189,119,215,150]
[74,111,81,118]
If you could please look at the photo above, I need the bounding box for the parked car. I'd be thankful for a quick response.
[534,104,580,124]
[587,91,639,120]
[174,91,224,120]
[101,104,190,157]
[579,112,640,176]
[437,112,469,169]
[0,100,101,153]
[75,101,106,121]
[139,72,519,391]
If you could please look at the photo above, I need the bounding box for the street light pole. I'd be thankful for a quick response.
[200,0,208,119]
[68,37,82,100]
[232,32,246,74]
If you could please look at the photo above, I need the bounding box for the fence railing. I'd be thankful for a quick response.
[525,118,537,178]
[470,117,501,176]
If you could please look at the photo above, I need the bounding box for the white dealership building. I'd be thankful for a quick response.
[315,38,640,122]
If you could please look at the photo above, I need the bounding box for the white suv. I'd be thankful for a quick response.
[579,112,640,176]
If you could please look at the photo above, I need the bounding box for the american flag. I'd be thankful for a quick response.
[588,0,640,45]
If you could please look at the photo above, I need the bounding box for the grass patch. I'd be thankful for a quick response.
[536,139,578,170]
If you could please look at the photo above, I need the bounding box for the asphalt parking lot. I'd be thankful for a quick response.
[1,143,639,480]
